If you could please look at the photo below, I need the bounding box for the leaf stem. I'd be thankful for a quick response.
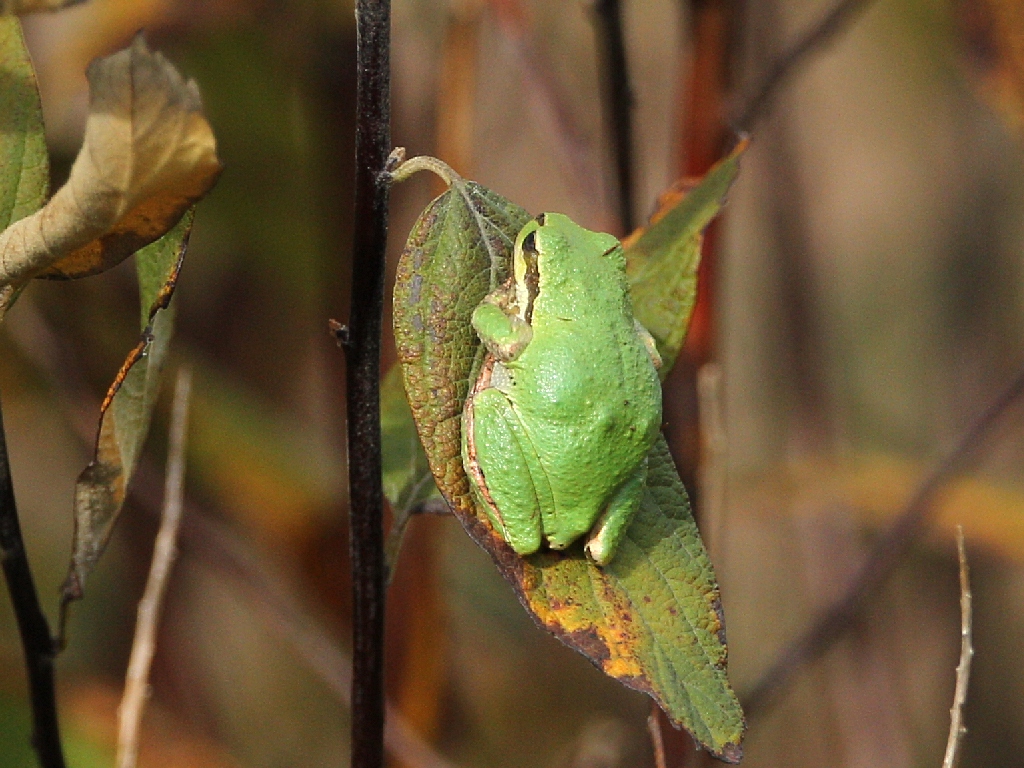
[593,0,635,235]
[0,390,66,768]
[346,2,393,767]
[390,154,462,186]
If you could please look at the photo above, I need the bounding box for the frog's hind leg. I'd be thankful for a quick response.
[584,458,648,565]
[468,388,548,556]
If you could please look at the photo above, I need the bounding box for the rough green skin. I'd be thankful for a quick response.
[464,213,662,565]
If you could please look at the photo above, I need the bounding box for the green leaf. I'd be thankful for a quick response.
[0,16,47,232]
[381,364,438,514]
[391,161,744,760]
[625,140,746,375]
[522,436,744,761]
[0,35,221,287]
[393,174,532,516]
[61,211,194,616]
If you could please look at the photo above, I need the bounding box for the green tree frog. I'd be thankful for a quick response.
[462,212,663,565]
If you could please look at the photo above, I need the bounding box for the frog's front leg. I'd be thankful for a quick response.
[472,301,532,361]
[584,458,648,565]
[467,387,552,555]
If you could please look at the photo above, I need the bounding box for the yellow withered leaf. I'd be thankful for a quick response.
[0,34,221,286]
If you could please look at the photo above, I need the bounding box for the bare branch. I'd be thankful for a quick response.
[731,0,880,132]
[0,393,65,768]
[487,0,610,227]
[6,293,460,768]
[647,705,668,768]
[697,363,728,560]
[592,0,636,234]
[116,367,192,768]
[743,365,1024,717]
[942,526,973,768]
[348,2,394,767]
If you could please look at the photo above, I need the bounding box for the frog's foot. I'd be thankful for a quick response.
[584,458,648,565]
[467,387,548,556]
[472,300,533,361]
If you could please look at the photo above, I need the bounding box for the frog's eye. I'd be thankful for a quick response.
[535,213,547,226]
[521,231,538,255]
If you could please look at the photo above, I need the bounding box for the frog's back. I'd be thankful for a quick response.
[505,270,662,515]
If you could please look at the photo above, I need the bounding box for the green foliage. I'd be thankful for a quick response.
[381,365,439,515]
[386,154,746,760]
[626,141,746,376]
[0,15,219,618]
[0,17,47,232]
[63,213,193,613]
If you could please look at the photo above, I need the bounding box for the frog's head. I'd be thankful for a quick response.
[512,213,621,321]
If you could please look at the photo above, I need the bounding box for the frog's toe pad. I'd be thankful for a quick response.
[584,535,613,566]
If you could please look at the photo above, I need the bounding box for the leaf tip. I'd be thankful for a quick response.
[716,741,744,764]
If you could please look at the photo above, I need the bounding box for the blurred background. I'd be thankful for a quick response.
[1,0,1024,766]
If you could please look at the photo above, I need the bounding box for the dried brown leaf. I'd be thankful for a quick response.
[0,34,221,287]
[60,212,192,622]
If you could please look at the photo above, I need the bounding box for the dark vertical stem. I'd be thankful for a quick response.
[593,0,636,235]
[0,394,66,768]
[346,2,392,768]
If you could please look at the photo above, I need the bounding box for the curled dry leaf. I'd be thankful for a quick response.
[0,0,85,14]
[60,212,193,624]
[0,34,221,288]
[390,158,744,760]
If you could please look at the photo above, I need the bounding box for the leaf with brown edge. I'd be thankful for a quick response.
[60,211,193,625]
[624,139,746,376]
[392,159,744,760]
[0,34,221,289]
[523,437,744,761]
[392,172,532,515]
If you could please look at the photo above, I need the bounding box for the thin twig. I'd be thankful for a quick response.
[743,364,1024,718]
[942,527,973,768]
[436,0,484,177]
[731,0,880,132]
[646,706,668,768]
[0,387,65,768]
[697,363,728,560]
[592,0,636,234]
[347,2,393,766]
[488,0,611,228]
[5,297,459,768]
[176,510,460,768]
[115,368,192,768]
